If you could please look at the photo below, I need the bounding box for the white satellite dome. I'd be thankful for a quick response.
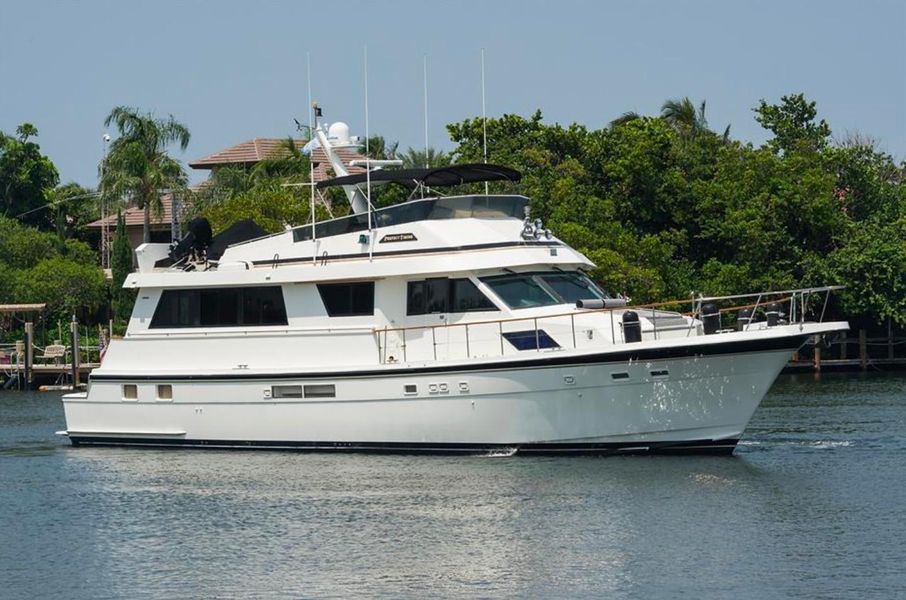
[327,122,352,145]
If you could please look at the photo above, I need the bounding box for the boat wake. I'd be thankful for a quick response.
[482,446,520,457]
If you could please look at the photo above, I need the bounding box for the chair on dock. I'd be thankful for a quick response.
[39,344,67,365]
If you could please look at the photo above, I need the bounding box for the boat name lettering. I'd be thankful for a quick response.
[379,233,417,243]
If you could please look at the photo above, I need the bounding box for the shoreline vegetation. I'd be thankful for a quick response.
[1,94,904,348]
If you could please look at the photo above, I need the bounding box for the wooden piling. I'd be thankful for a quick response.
[814,345,822,372]
[888,318,895,360]
[70,319,80,388]
[859,329,868,371]
[24,322,34,389]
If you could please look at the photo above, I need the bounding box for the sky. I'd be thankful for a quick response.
[1,0,904,187]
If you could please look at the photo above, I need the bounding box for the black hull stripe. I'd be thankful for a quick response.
[68,437,739,456]
[89,333,810,383]
[251,240,562,267]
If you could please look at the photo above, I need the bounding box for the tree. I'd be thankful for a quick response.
[46,182,98,244]
[660,97,730,141]
[111,210,135,321]
[0,123,60,227]
[0,215,106,322]
[754,93,830,154]
[400,147,451,169]
[362,135,399,160]
[100,106,190,243]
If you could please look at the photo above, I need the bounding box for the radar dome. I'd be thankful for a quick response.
[327,122,351,145]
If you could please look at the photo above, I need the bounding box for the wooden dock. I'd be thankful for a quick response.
[785,325,906,373]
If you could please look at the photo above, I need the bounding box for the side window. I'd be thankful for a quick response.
[406,281,426,315]
[407,278,497,315]
[150,286,287,328]
[451,279,497,312]
[317,281,375,317]
[424,278,449,314]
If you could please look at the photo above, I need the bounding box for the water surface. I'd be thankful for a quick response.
[1,373,904,598]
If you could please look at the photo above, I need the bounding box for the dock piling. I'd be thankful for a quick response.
[24,322,34,390]
[70,318,80,388]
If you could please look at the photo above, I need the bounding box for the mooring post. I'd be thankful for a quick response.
[24,322,34,389]
[814,345,821,372]
[888,318,894,361]
[70,317,80,388]
[859,329,868,371]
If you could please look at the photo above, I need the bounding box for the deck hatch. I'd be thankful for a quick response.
[502,330,560,351]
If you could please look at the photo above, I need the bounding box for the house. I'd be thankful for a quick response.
[87,137,367,258]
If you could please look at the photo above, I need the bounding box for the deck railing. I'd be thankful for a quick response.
[374,285,844,364]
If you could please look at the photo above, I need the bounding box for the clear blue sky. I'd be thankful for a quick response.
[2,0,904,186]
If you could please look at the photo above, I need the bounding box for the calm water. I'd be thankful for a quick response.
[1,374,904,599]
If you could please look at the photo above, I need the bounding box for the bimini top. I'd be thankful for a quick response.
[316,163,522,190]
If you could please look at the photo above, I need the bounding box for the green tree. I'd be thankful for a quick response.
[100,106,190,243]
[111,211,135,321]
[400,147,451,169]
[755,93,831,154]
[15,256,107,321]
[0,123,60,227]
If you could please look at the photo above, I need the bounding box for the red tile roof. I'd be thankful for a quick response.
[87,193,174,229]
[189,138,306,169]
[189,137,369,183]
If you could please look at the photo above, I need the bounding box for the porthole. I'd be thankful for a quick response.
[122,384,138,400]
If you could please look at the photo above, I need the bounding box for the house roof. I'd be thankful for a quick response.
[189,137,369,183]
[189,138,307,169]
[86,193,174,229]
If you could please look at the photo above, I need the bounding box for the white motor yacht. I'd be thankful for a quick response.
[60,116,848,455]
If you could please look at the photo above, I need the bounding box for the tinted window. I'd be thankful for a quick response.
[150,286,287,328]
[407,278,497,315]
[293,195,529,243]
[451,279,497,312]
[317,281,374,316]
[537,273,605,303]
[481,275,559,309]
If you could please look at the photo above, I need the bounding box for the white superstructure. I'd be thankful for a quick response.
[61,119,848,455]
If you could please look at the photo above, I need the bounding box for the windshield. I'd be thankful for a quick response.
[481,271,608,309]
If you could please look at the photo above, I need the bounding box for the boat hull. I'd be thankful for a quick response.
[62,336,805,455]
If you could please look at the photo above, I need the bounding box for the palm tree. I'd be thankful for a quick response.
[609,111,642,128]
[661,97,732,142]
[400,147,451,169]
[363,135,399,161]
[661,97,708,137]
[100,106,190,243]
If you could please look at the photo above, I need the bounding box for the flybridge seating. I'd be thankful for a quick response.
[290,195,529,243]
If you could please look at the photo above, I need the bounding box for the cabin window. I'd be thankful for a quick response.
[480,271,608,309]
[536,272,605,304]
[407,278,497,315]
[481,274,558,309]
[317,282,374,317]
[150,286,287,328]
[157,384,173,401]
[303,384,336,398]
[122,384,138,400]
[272,385,304,398]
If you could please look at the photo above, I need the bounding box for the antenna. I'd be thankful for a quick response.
[481,48,489,196]
[306,51,316,250]
[423,55,429,169]
[364,46,372,238]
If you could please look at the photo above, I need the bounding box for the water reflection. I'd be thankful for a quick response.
[2,373,905,598]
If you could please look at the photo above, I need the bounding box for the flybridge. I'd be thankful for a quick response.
[290,195,529,243]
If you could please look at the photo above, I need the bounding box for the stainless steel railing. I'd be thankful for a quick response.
[374,285,844,364]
